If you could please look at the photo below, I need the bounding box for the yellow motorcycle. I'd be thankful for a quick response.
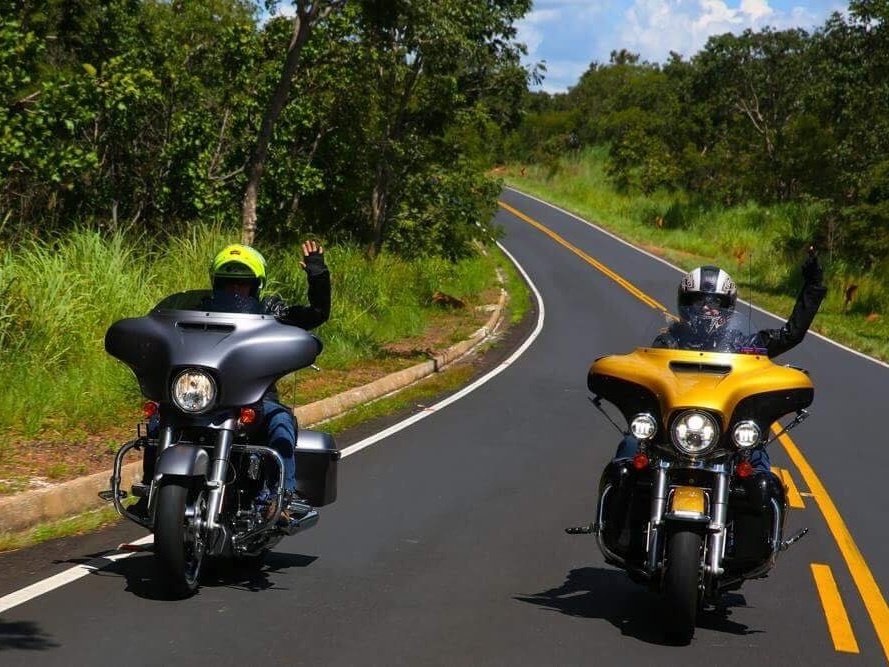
[575,308,812,643]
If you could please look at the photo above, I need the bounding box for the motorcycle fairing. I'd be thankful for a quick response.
[588,347,813,434]
[105,304,320,407]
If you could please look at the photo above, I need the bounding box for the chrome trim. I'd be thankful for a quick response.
[647,465,669,573]
[705,469,730,582]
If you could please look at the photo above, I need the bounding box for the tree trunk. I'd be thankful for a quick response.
[368,162,390,260]
[240,2,344,245]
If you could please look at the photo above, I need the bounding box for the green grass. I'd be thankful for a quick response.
[0,506,124,553]
[504,148,889,363]
[0,227,523,445]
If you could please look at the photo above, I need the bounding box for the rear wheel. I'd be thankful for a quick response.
[663,529,703,644]
[154,479,206,597]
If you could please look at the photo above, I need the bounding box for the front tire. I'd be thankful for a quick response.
[154,479,206,597]
[663,529,703,644]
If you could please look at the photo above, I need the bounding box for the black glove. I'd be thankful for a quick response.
[303,251,327,278]
[801,247,823,286]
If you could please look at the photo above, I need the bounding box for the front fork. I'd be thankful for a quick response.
[106,416,286,552]
[647,462,730,591]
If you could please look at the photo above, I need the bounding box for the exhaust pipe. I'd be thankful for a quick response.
[280,509,319,536]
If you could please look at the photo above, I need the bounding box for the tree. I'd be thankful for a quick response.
[240,0,345,246]
[353,0,532,258]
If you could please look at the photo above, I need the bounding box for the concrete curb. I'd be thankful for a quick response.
[0,290,508,535]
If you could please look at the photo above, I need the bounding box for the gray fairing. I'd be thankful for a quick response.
[105,290,321,406]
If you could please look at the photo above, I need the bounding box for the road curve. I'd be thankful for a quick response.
[0,188,887,665]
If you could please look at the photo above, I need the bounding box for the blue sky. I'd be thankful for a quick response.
[517,0,849,93]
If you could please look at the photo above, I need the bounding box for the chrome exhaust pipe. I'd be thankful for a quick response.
[280,509,319,536]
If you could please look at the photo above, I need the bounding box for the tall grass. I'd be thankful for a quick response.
[505,147,889,361]
[0,228,516,441]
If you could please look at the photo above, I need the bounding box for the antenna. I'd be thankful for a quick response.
[747,249,753,334]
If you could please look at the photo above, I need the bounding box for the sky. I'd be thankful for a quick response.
[516,0,849,93]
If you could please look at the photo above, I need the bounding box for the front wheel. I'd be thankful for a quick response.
[663,529,703,644]
[154,479,206,597]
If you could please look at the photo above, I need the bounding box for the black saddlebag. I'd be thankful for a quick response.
[294,429,340,507]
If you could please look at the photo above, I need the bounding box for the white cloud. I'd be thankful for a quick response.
[521,1,847,93]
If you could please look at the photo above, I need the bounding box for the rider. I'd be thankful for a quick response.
[614,247,827,471]
[133,241,331,527]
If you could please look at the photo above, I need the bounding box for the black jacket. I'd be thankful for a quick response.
[653,282,827,358]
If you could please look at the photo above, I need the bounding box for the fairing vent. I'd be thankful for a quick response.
[176,321,236,333]
[669,361,732,375]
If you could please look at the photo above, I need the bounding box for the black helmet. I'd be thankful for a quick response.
[677,266,738,336]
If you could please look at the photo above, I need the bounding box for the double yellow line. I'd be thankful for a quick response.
[498,201,667,313]
[500,199,889,663]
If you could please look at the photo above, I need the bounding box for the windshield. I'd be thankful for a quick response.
[152,289,263,315]
[643,304,767,355]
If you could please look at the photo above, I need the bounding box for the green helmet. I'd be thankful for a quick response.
[210,244,267,293]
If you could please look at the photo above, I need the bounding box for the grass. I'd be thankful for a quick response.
[503,147,889,363]
[0,228,516,440]
[0,506,124,553]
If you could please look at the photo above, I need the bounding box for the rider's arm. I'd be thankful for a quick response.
[267,243,331,330]
[753,251,827,358]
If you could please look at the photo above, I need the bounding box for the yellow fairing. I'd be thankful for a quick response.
[589,347,813,430]
[671,486,706,514]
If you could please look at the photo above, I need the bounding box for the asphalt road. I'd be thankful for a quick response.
[1,188,887,666]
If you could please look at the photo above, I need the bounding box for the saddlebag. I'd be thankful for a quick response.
[294,429,340,507]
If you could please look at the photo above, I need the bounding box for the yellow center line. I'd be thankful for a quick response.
[775,427,889,663]
[500,199,889,662]
[498,201,668,313]
[811,563,860,653]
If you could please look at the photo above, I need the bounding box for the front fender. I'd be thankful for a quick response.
[155,444,209,478]
[663,486,709,525]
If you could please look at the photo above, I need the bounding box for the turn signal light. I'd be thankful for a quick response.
[736,461,754,478]
[142,401,159,419]
[239,407,257,425]
[632,453,649,470]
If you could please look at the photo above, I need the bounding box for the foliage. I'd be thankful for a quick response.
[0,228,510,438]
[503,7,889,272]
[0,0,533,261]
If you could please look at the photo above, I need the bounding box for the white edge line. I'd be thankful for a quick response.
[339,241,545,459]
[0,535,154,614]
[0,241,545,614]
[507,186,889,371]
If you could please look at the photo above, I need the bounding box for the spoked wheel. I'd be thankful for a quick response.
[154,479,207,598]
[663,529,703,644]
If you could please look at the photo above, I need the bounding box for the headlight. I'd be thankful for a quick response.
[671,410,719,456]
[171,368,217,413]
[732,420,761,448]
[629,413,657,440]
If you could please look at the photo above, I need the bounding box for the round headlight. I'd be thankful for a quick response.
[671,410,719,455]
[629,413,657,440]
[171,368,217,413]
[732,420,761,448]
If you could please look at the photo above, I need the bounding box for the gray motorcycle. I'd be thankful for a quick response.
[101,290,339,596]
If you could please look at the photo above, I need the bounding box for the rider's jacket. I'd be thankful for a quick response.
[652,282,827,358]
[201,261,331,404]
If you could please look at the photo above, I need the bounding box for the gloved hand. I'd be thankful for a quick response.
[301,240,327,277]
[801,246,823,286]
